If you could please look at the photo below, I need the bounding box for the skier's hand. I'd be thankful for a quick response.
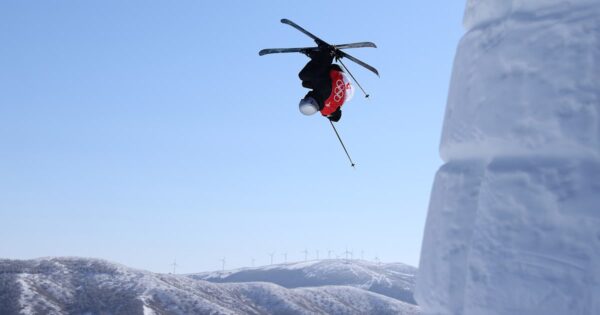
[328,109,342,122]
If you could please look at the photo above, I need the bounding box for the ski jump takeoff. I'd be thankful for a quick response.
[259,19,379,167]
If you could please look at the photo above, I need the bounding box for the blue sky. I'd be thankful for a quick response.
[0,1,465,273]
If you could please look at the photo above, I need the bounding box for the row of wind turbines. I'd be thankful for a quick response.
[170,249,383,274]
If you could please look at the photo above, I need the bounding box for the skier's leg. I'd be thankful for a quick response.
[299,59,319,88]
[299,50,334,88]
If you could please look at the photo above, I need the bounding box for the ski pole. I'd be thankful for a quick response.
[329,120,356,168]
[337,57,370,98]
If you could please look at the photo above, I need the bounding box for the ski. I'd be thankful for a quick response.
[280,18,330,46]
[334,42,377,49]
[338,50,379,77]
[259,42,376,56]
[259,47,317,56]
[280,19,379,76]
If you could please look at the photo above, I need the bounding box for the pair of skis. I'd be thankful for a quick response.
[260,19,379,168]
[260,19,379,78]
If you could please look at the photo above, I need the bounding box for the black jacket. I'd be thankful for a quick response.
[299,50,334,106]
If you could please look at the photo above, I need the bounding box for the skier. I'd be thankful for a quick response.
[260,18,379,167]
[298,48,352,122]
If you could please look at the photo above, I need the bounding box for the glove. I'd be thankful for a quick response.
[328,109,342,122]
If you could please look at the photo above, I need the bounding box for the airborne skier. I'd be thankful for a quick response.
[298,48,353,122]
[259,19,379,167]
[259,19,378,122]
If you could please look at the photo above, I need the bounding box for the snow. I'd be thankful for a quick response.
[0,257,420,314]
[141,299,157,315]
[464,0,599,29]
[445,3,600,161]
[191,259,418,304]
[417,1,600,315]
[16,275,35,315]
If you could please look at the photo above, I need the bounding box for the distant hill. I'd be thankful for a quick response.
[190,259,417,305]
[0,257,420,315]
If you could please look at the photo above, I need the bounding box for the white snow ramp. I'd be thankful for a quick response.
[416,1,600,314]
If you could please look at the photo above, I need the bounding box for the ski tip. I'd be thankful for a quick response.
[281,18,291,24]
[365,94,370,98]
[258,49,274,56]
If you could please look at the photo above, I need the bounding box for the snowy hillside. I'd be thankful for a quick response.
[191,259,417,305]
[0,257,420,315]
[417,1,600,314]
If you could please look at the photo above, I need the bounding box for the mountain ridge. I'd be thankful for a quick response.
[0,257,420,315]
[190,259,417,304]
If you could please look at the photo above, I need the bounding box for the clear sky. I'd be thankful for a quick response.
[1,1,465,273]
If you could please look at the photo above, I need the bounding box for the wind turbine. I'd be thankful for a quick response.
[343,248,353,261]
[302,249,309,261]
[374,256,381,266]
[171,259,178,274]
[220,257,226,272]
[282,252,288,263]
[269,252,276,265]
[328,250,334,259]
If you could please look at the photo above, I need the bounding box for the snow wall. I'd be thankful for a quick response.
[416,1,600,314]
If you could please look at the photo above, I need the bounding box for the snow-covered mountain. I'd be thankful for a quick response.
[191,259,417,305]
[0,257,420,315]
[417,1,600,314]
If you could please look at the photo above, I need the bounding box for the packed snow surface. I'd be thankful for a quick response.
[417,1,600,315]
[464,0,599,29]
[0,257,420,315]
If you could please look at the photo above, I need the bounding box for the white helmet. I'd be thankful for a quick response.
[299,96,319,115]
